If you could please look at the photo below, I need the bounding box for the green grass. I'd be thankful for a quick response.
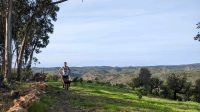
[29,82,200,112]
[28,95,55,112]
[68,83,200,112]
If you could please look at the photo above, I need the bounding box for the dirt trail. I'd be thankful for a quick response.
[46,85,82,112]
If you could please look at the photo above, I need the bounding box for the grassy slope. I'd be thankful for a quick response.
[29,82,200,112]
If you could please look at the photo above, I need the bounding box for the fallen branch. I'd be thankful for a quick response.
[6,82,48,112]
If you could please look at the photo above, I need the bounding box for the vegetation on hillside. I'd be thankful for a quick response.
[130,68,200,103]
[32,63,200,85]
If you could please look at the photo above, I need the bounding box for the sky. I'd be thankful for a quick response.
[36,0,200,67]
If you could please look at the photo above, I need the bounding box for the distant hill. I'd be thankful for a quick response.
[32,63,200,84]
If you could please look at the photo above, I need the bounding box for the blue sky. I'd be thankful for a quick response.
[36,0,200,67]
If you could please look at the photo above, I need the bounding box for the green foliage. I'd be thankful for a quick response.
[2,79,10,88]
[45,73,59,82]
[182,81,193,101]
[87,80,93,83]
[137,68,152,94]
[150,77,163,95]
[130,68,199,102]
[138,68,152,87]
[100,82,112,86]
[131,77,140,89]
[193,79,200,102]
[131,68,154,95]
[135,87,145,99]
[79,77,83,84]
[28,95,54,112]
[160,85,172,98]
[21,70,33,81]
[166,73,187,100]
[115,83,126,88]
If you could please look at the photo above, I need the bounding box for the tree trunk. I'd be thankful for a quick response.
[4,0,12,82]
[26,44,37,71]
[17,36,26,81]
[173,91,177,100]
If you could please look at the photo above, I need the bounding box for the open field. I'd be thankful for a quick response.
[29,82,200,112]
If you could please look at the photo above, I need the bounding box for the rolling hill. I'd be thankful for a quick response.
[32,63,200,84]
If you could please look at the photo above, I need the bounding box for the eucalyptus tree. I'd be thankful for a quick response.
[0,0,67,82]
[0,0,5,77]
[0,14,4,74]
[14,0,67,81]
[0,0,13,82]
[24,13,54,71]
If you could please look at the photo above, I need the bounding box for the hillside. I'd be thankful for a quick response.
[32,63,200,84]
[29,82,200,112]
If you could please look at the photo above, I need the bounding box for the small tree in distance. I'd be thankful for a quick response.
[135,87,145,99]
[138,68,152,90]
[166,73,187,100]
[150,77,163,95]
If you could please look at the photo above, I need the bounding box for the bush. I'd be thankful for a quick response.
[135,87,145,99]
[193,79,200,102]
[182,81,193,101]
[150,77,163,95]
[72,77,79,82]
[131,77,140,89]
[131,68,152,93]
[79,78,83,84]
[138,68,152,87]
[160,85,172,98]
[21,70,33,81]
[45,73,59,82]
[115,83,126,88]
[166,73,187,100]
[87,80,93,83]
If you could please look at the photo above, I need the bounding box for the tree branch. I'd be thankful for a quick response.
[51,0,68,5]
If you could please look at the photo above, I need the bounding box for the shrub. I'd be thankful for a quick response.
[45,73,59,82]
[182,81,193,101]
[115,83,126,88]
[138,68,152,87]
[72,77,79,82]
[135,87,145,99]
[166,73,187,100]
[87,80,93,83]
[21,70,33,81]
[131,77,140,89]
[150,77,163,95]
[160,85,172,98]
[193,79,200,102]
[79,77,83,84]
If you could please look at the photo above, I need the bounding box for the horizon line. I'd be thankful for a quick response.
[32,62,200,68]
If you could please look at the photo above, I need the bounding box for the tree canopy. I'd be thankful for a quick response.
[0,0,67,82]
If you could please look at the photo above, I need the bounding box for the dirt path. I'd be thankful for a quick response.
[46,84,82,112]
